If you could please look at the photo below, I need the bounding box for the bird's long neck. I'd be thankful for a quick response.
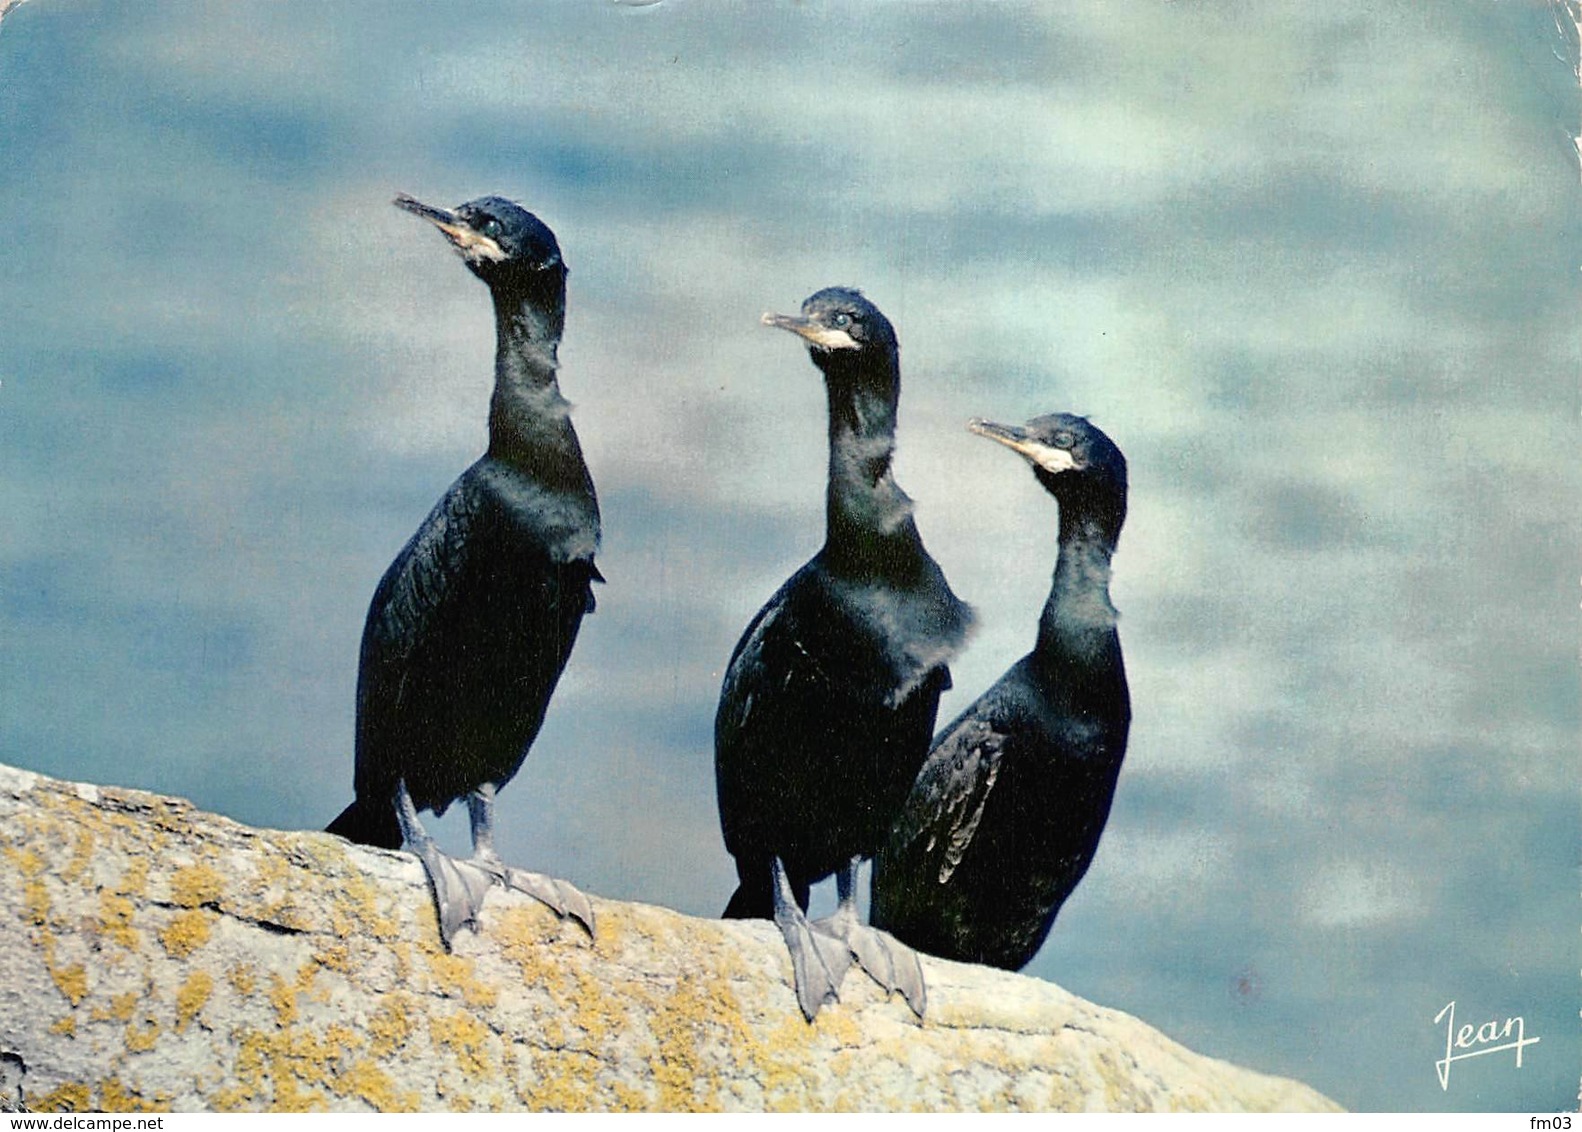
[1034,502,1122,673]
[486,274,581,474]
[819,353,923,576]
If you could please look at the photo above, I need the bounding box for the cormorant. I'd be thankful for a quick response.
[326,194,600,948]
[871,413,1129,971]
[715,287,975,1020]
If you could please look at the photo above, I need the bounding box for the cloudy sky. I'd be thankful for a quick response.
[1,0,1577,1112]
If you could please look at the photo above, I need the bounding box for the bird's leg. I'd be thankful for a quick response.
[467,782,503,867]
[814,856,927,1018]
[827,858,862,935]
[772,856,853,1022]
[467,783,595,938]
[395,779,494,950]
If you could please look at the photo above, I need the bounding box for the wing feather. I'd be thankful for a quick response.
[893,715,1008,885]
[352,478,489,793]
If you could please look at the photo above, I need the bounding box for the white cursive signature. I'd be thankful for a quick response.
[1434,1000,1540,1091]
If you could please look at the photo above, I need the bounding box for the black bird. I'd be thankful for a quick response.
[326,194,600,947]
[715,287,975,1020]
[871,413,1129,971]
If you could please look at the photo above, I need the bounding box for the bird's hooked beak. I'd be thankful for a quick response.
[394,193,508,265]
[968,418,1078,475]
[760,311,861,352]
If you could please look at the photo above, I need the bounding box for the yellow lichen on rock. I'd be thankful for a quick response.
[50,961,89,1007]
[8,845,50,925]
[227,962,258,996]
[366,994,417,1058]
[645,968,729,1111]
[95,1077,173,1114]
[428,1010,493,1080]
[97,890,141,951]
[99,990,140,1023]
[312,941,355,974]
[339,1058,420,1112]
[32,1082,92,1113]
[322,856,402,942]
[424,949,499,1010]
[267,961,324,1028]
[158,908,213,958]
[175,970,214,1032]
[170,862,226,909]
[124,1018,161,1054]
[60,829,95,886]
[492,902,570,989]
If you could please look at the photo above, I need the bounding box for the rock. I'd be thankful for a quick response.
[0,762,1340,1112]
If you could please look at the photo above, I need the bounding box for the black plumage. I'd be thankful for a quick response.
[326,194,599,946]
[871,413,1130,971]
[715,287,974,1019]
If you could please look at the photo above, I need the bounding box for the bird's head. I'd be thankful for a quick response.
[394,193,564,287]
[761,287,898,360]
[968,412,1127,509]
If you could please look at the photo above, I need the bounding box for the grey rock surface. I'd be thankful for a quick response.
[0,762,1342,1112]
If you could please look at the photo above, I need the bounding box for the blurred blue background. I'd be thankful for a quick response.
[1,0,1577,1112]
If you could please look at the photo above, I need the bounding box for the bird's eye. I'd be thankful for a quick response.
[831,312,852,328]
[480,218,503,239]
[1052,430,1076,448]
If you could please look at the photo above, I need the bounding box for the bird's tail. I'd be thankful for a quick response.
[723,884,770,920]
[722,864,801,920]
[325,798,402,850]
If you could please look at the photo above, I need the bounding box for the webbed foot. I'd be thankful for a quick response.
[411,839,497,949]
[475,855,596,937]
[772,857,853,1021]
[818,912,927,1018]
[817,856,927,1017]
